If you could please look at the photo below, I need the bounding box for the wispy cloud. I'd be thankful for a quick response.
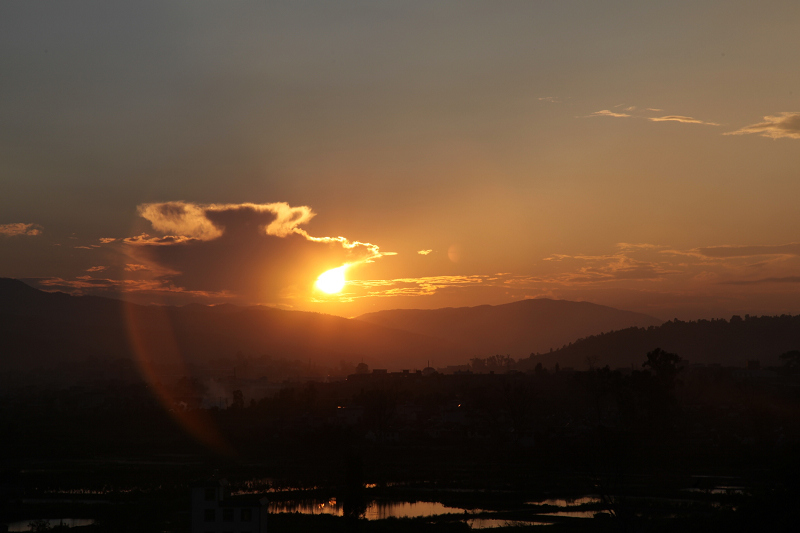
[124,233,196,246]
[0,222,42,237]
[327,274,536,303]
[589,109,631,118]
[647,115,719,126]
[538,96,560,103]
[725,112,800,140]
[417,249,433,255]
[588,106,718,126]
[722,276,800,285]
[616,243,664,251]
[543,252,675,283]
[34,276,233,300]
[86,266,107,272]
[690,243,800,258]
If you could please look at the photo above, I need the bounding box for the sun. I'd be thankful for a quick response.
[315,265,348,294]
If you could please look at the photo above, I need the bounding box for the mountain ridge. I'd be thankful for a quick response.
[355,298,663,358]
[0,278,456,373]
[1,278,674,376]
[518,314,800,370]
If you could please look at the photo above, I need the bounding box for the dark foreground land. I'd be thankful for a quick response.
[3,357,800,532]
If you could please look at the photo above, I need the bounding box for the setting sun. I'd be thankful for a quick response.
[315,265,348,294]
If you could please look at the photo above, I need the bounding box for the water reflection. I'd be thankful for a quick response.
[270,498,342,516]
[7,519,95,532]
[269,499,464,519]
[365,501,462,520]
[538,510,599,518]
[527,495,601,507]
[467,518,553,529]
[682,486,745,495]
[269,494,606,521]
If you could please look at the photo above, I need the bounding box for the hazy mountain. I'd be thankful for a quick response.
[1,280,677,380]
[518,315,800,371]
[0,278,456,376]
[355,299,663,360]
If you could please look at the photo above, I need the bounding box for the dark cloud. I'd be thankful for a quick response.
[0,222,42,237]
[124,201,389,304]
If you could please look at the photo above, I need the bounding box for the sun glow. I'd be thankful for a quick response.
[315,265,348,294]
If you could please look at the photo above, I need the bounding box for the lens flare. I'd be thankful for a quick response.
[315,265,348,294]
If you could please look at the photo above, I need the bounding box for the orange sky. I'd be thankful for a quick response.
[2,1,800,320]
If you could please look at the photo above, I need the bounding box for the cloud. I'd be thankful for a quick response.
[725,112,800,139]
[555,256,674,284]
[0,223,42,237]
[695,243,800,258]
[137,202,224,240]
[722,276,800,285]
[647,115,719,126]
[345,274,505,299]
[343,255,671,301]
[616,243,664,251]
[588,107,718,126]
[589,109,631,118]
[123,201,390,303]
[9,201,391,307]
[133,201,387,263]
[33,276,233,300]
[136,201,316,240]
[417,249,433,255]
[124,233,197,246]
[538,96,560,103]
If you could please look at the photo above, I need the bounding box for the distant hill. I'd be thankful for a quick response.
[355,299,663,360]
[0,281,666,376]
[517,315,800,371]
[0,278,456,376]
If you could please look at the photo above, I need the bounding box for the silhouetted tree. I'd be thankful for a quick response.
[780,350,800,372]
[470,357,486,371]
[231,389,244,409]
[28,520,51,532]
[642,348,683,389]
[342,451,367,519]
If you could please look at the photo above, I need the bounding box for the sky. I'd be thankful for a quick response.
[1,0,799,320]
